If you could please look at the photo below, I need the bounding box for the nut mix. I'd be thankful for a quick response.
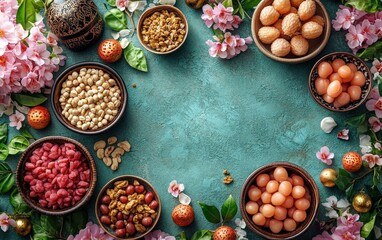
[94,137,131,171]
[58,68,122,131]
[257,0,325,57]
[98,179,159,238]
[23,142,91,209]
[141,10,186,52]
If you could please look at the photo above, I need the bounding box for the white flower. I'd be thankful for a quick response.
[119,38,129,49]
[179,193,191,205]
[359,134,372,154]
[235,218,246,229]
[128,0,147,12]
[235,218,247,240]
[320,117,337,133]
[374,225,381,239]
[322,196,350,219]
[153,0,176,5]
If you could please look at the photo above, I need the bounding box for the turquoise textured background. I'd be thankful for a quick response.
[0,0,371,239]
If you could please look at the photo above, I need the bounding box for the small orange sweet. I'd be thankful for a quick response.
[342,152,362,172]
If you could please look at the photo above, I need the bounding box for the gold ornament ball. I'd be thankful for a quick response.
[15,218,32,236]
[319,168,338,187]
[352,192,372,213]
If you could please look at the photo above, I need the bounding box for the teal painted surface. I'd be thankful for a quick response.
[0,0,369,239]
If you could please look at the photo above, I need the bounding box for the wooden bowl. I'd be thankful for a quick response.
[95,175,161,239]
[16,136,97,216]
[51,62,127,134]
[240,162,319,240]
[137,5,188,54]
[252,0,331,63]
[309,52,373,112]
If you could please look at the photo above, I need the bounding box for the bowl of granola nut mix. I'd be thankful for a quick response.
[137,5,188,54]
[95,175,161,239]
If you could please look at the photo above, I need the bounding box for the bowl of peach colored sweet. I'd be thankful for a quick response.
[309,52,373,112]
[252,0,331,63]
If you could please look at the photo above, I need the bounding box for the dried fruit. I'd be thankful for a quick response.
[172,204,195,226]
[260,6,280,26]
[213,226,236,240]
[298,0,316,21]
[291,0,304,8]
[98,39,123,63]
[27,106,51,129]
[271,38,291,57]
[309,15,325,26]
[342,152,362,172]
[272,0,291,15]
[282,13,301,36]
[301,21,323,39]
[290,35,309,56]
[185,0,205,9]
[258,26,280,44]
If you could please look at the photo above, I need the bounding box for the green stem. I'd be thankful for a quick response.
[125,10,136,37]
[351,168,374,184]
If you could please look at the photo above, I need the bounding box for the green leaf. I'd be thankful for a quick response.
[32,0,44,13]
[10,188,30,213]
[0,123,7,144]
[379,80,382,97]
[198,202,221,224]
[190,230,213,240]
[222,0,233,8]
[0,162,15,193]
[177,231,187,240]
[123,43,148,72]
[241,0,260,11]
[63,210,87,236]
[334,168,353,192]
[361,212,376,238]
[373,166,380,188]
[221,195,238,222]
[357,40,382,59]
[16,0,36,30]
[12,93,47,107]
[107,0,116,6]
[345,183,354,200]
[345,0,382,13]
[8,135,30,155]
[345,114,366,127]
[212,28,224,42]
[237,4,245,19]
[104,8,128,31]
[31,212,62,240]
[0,144,9,161]
[19,127,34,139]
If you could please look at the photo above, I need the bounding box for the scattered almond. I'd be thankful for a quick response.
[93,137,132,171]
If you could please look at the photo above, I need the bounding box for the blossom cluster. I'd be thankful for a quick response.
[67,222,114,240]
[313,196,364,240]
[201,3,252,59]
[0,0,65,110]
[332,5,382,53]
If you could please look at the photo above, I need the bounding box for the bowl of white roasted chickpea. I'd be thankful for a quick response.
[137,5,188,54]
[51,62,128,134]
[252,0,331,63]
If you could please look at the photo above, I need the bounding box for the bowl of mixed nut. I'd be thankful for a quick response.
[95,175,161,239]
[252,0,331,63]
[137,5,188,54]
[51,62,127,134]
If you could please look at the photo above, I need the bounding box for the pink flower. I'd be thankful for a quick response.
[201,4,214,28]
[28,26,45,43]
[337,129,349,140]
[362,153,382,168]
[0,213,16,232]
[26,42,50,66]
[366,97,382,118]
[345,25,364,50]
[232,15,242,29]
[331,225,363,240]
[337,212,363,229]
[359,19,378,45]
[316,146,334,165]
[116,0,129,11]
[368,86,380,100]
[0,13,18,55]
[168,180,184,198]
[371,58,382,79]
[368,116,382,132]
[144,230,176,240]
[374,19,382,38]
[332,7,355,31]
[9,110,24,129]
[67,222,113,240]
[206,38,228,58]
[312,231,333,240]
[213,3,233,24]
[46,32,58,46]
[234,35,252,54]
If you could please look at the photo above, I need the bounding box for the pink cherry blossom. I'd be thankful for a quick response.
[359,19,378,45]
[232,15,242,29]
[368,116,382,132]
[316,146,334,165]
[0,13,18,55]
[337,129,349,140]
[67,222,113,240]
[312,231,333,240]
[366,97,382,118]
[202,4,214,28]
[331,225,363,240]
[28,26,46,43]
[168,180,184,198]
[206,39,228,59]
[116,0,129,11]
[332,7,355,31]
[0,213,16,232]
[362,153,382,168]
[9,110,24,130]
[371,58,382,79]
[368,86,380,100]
[26,42,50,66]
[144,230,176,240]
[374,19,382,38]
[345,25,364,50]
[234,35,252,54]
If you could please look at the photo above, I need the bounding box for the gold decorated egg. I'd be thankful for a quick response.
[352,192,372,213]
